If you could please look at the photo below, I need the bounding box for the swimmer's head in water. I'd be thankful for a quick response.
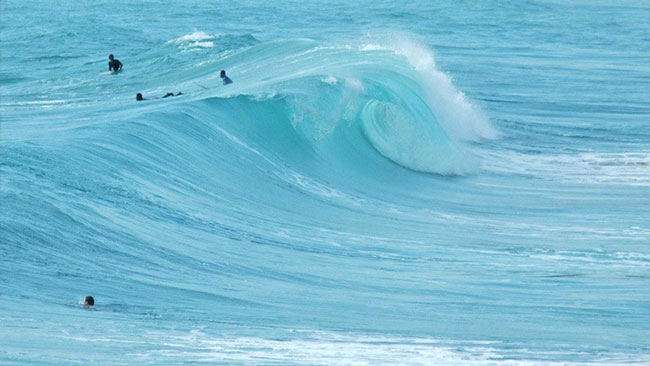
[84,296,94,307]
[109,54,114,60]
[136,93,143,101]
[220,70,226,78]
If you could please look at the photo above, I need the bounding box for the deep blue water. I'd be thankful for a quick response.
[2,1,650,364]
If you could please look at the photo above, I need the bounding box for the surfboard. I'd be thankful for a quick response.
[195,82,210,90]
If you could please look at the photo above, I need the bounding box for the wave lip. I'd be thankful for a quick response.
[360,35,498,143]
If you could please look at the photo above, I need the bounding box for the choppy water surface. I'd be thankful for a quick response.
[1,1,649,364]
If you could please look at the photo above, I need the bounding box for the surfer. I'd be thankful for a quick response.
[220,70,232,85]
[108,54,123,72]
[136,92,182,101]
[83,296,94,308]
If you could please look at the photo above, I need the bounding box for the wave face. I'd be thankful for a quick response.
[2,1,650,365]
[154,37,494,176]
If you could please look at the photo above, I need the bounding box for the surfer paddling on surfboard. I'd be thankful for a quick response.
[108,54,123,72]
[136,92,183,101]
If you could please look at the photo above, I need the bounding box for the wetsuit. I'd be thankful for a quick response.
[222,76,232,85]
[162,92,182,98]
[109,59,123,71]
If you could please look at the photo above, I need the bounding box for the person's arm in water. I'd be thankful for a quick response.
[117,60,123,70]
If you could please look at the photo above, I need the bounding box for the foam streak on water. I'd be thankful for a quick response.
[1,0,649,364]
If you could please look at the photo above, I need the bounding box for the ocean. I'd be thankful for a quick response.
[1,0,649,364]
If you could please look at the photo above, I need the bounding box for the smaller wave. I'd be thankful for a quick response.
[174,31,216,48]
[174,31,215,43]
[169,32,259,50]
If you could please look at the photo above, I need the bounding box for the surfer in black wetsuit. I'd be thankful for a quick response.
[108,54,123,72]
[83,296,94,308]
[136,92,182,101]
[220,70,232,85]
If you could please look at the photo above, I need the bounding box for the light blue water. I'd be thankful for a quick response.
[2,1,650,364]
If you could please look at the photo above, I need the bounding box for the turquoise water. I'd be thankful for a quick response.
[2,1,650,364]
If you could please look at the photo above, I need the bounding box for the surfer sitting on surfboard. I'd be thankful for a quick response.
[108,54,123,72]
[195,70,233,89]
[220,70,232,85]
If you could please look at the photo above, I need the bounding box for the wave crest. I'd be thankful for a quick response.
[143,35,497,175]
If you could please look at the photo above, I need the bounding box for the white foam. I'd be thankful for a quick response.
[170,31,216,48]
[322,75,338,85]
[484,150,650,185]
[344,77,364,92]
[174,31,215,43]
[275,170,367,206]
[191,41,215,48]
[1,99,68,106]
[65,330,644,365]
[360,43,383,51]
